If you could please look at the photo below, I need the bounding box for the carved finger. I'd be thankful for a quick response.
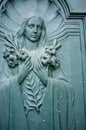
[39,59,42,67]
[24,56,31,64]
[37,63,41,72]
[34,68,38,75]
[35,59,40,71]
[34,63,39,75]
[27,65,33,72]
[26,61,32,68]
[35,62,41,74]
[38,59,43,70]
[36,64,40,72]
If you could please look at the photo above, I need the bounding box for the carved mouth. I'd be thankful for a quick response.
[31,35,37,38]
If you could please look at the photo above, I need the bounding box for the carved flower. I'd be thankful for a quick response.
[50,56,60,69]
[40,44,60,69]
[7,54,19,68]
[3,48,10,58]
[3,47,19,68]
[40,53,51,66]
[45,45,56,55]
[3,46,29,68]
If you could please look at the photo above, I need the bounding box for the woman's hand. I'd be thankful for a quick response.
[17,56,33,84]
[34,60,48,86]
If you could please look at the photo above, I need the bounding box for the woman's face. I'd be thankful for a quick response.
[24,17,43,42]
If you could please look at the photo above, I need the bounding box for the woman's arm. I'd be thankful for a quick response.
[34,60,48,86]
[17,56,33,84]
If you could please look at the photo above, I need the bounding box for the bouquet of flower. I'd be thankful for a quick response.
[41,39,61,69]
[2,33,27,68]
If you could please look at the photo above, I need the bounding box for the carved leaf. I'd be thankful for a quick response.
[22,72,44,112]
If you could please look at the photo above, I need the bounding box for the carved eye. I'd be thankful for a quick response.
[37,25,42,30]
[28,24,34,29]
[43,56,47,59]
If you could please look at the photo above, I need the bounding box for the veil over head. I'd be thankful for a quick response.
[15,12,47,49]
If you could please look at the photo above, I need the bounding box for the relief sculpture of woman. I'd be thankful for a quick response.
[0,13,75,130]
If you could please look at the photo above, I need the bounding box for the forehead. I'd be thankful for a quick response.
[27,17,43,25]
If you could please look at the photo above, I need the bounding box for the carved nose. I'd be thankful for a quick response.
[34,27,37,33]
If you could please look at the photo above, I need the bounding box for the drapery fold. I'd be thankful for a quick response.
[0,77,75,130]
